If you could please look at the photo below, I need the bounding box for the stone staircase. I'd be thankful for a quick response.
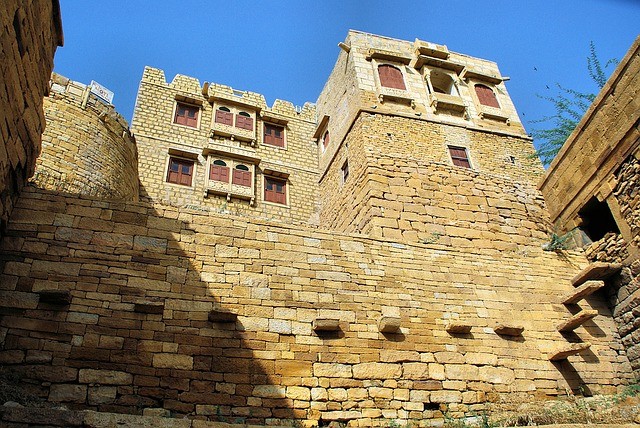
[549,262,621,361]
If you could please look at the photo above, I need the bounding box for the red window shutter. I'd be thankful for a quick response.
[264,124,284,147]
[210,165,229,182]
[167,157,194,185]
[235,115,253,130]
[215,110,233,125]
[475,85,500,108]
[232,169,251,187]
[448,146,471,169]
[174,103,199,128]
[378,64,406,90]
[265,178,286,204]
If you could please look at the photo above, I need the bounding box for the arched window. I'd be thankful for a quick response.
[235,111,254,130]
[378,64,406,90]
[429,71,456,95]
[475,84,500,108]
[232,164,252,187]
[215,106,233,125]
[209,159,229,183]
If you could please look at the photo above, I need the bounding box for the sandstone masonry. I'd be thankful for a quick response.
[0,0,62,235]
[1,27,638,427]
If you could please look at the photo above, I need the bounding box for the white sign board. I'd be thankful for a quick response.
[90,80,114,104]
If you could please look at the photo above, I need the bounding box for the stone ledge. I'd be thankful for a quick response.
[562,280,605,304]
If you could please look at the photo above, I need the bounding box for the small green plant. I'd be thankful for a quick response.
[542,232,571,251]
[422,232,442,245]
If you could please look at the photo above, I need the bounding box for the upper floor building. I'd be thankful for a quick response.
[131,31,543,244]
[131,67,319,224]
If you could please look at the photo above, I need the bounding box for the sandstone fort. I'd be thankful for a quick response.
[1,2,640,427]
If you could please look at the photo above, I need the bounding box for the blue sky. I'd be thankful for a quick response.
[55,1,639,148]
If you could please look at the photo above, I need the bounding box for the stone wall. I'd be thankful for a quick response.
[585,154,640,375]
[540,37,640,379]
[0,0,62,234]
[315,31,530,178]
[30,73,139,200]
[0,188,632,426]
[131,67,319,225]
[319,112,546,245]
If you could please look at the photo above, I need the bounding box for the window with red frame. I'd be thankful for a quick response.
[263,123,285,147]
[264,176,287,204]
[474,84,500,108]
[378,64,406,90]
[232,164,252,187]
[174,102,199,127]
[235,111,254,130]
[448,146,471,169]
[209,160,229,182]
[166,157,194,186]
[215,106,233,126]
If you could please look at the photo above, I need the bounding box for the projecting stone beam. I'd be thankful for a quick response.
[313,318,341,332]
[557,309,598,332]
[446,322,472,334]
[494,324,524,336]
[548,342,591,361]
[562,280,605,304]
[208,309,238,323]
[378,316,401,333]
[571,262,621,287]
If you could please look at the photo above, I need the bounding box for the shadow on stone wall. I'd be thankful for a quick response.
[0,182,295,425]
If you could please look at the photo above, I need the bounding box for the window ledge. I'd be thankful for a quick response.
[204,86,263,111]
[211,123,256,144]
[366,48,412,65]
[461,68,503,84]
[411,56,465,73]
[378,87,415,108]
[430,93,467,114]
[203,143,259,163]
[205,182,254,202]
[478,106,510,124]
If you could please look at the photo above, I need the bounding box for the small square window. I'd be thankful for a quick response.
[167,157,194,186]
[264,123,285,147]
[264,176,287,205]
[174,102,199,128]
[448,146,471,169]
[341,160,349,183]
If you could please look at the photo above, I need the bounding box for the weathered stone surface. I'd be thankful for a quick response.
[88,386,117,405]
[314,363,352,378]
[79,369,133,385]
[253,384,286,398]
[152,354,193,370]
[352,363,401,379]
[49,384,87,403]
[1,406,83,426]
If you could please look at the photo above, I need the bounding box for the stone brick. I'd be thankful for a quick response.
[353,363,401,379]
[152,354,193,370]
[79,369,133,385]
[49,384,87,403]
